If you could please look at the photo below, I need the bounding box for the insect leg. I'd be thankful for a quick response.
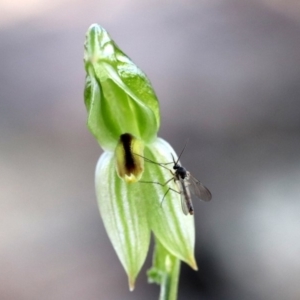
[139,176,174,187]
[160,185,181,208]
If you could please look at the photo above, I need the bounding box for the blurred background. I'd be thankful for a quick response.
[1,0,300,299]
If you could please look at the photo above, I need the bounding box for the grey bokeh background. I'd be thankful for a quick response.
[1,0,300,299]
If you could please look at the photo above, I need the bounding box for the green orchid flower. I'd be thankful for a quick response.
[84,24,197,299]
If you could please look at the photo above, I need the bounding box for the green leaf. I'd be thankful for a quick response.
[84,24,160,150]
[95,151,151,289]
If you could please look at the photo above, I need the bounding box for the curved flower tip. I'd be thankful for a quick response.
[189,256,198,271]
[128,277,135,292]
[115,133,144,183]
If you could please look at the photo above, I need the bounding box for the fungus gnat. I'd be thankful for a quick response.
[137,143,212,215]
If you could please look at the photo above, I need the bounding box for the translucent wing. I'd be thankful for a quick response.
[180,193,190,215]
[175,179,190,215]
[177,178,195,215]
[188,173,212,202]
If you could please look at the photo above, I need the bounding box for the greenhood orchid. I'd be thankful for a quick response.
[84,24,198,297]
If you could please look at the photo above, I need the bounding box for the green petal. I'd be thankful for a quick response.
[142,139,197,269]
[84,24,160,150]
[95,152,151,289]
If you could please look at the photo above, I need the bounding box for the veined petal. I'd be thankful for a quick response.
[95,151,151,289]
[141,138,197,269]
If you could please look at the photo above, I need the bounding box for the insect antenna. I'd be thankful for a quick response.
[170,153,176,165]
[174,138,189,165]
[133,153,173,172]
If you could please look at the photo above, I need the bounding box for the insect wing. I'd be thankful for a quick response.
[188,173,212,202]
[175,179,190,215]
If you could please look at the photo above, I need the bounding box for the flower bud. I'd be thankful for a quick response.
[84,24,160,150]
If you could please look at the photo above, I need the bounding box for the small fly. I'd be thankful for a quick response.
[137,142,212,215]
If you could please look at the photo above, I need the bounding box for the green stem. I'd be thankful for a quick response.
[148,238,181,300]
[159,256,180,300]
